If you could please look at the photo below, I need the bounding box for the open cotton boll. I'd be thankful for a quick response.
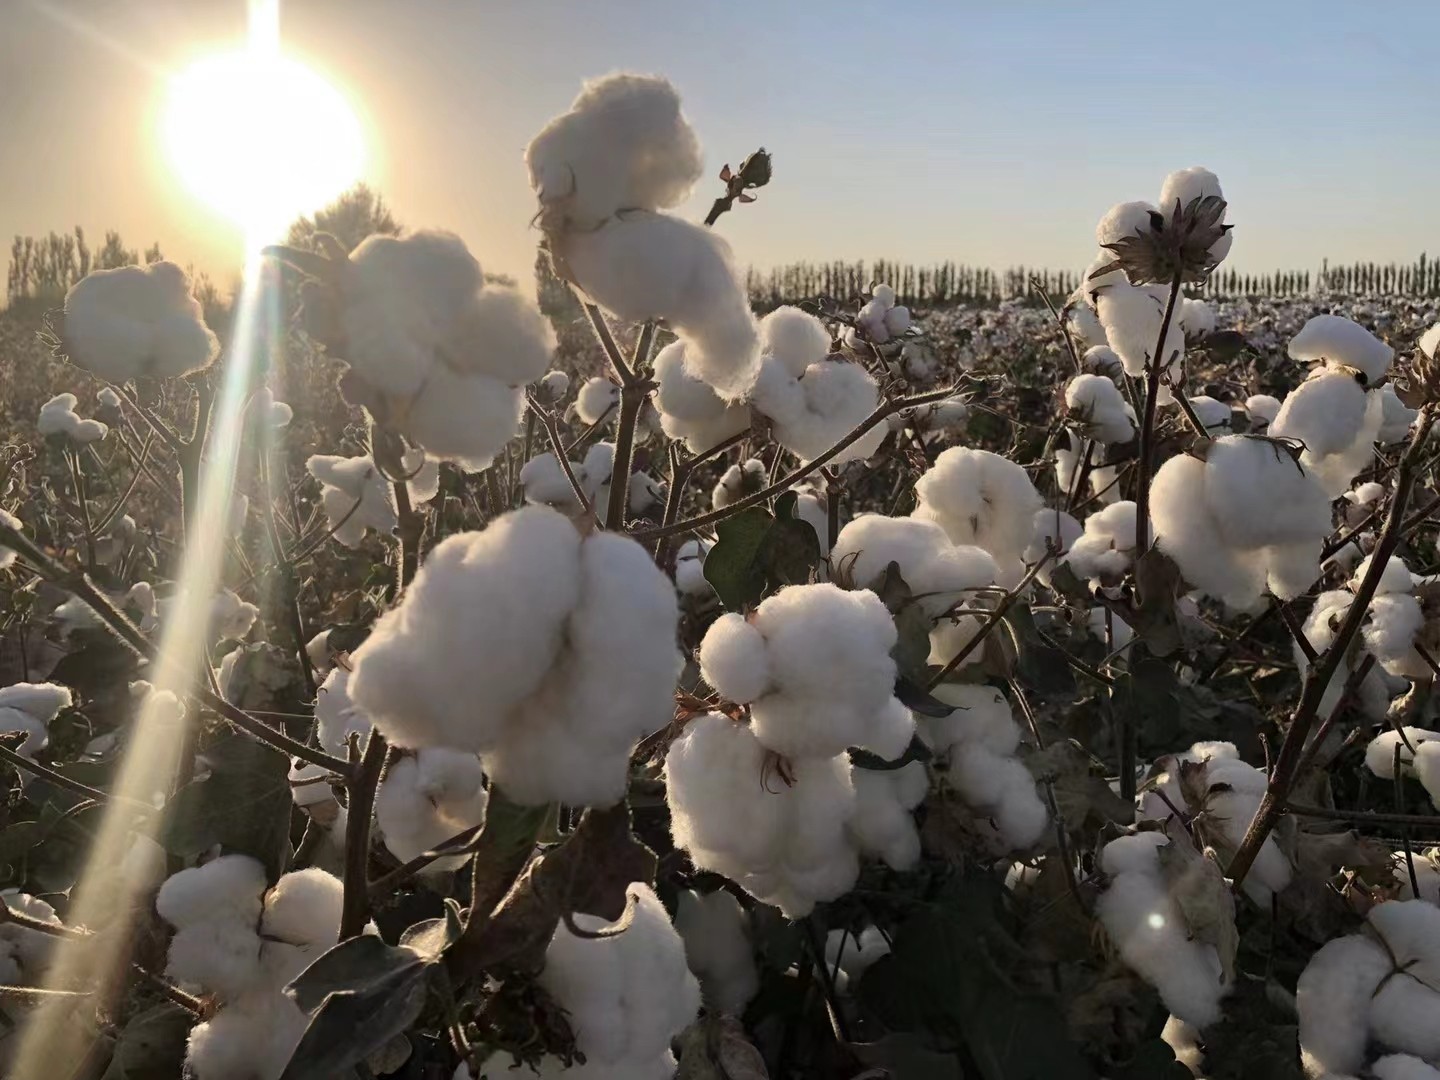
[1065,373,1135,444]
[559,210,760,400]
[1024,507,1083,582]
[912,447,1044,572]
[1299,591,1394,721]
[166,921,268,1002]
[825,926,891,985]
[665,713,860,917]
[314,666,371,757]
[1270,368,1385,496]
[1245,394,1281,431]
[37,392,109,443]
[848,761,927,871]
[750,355,885,464]
[1159,167,1224,216]
[1365,727,1440,785]
[1067,301,1110,350]
[1187,395,1233,434]
[156,854,268,930]
[289,760,335,810]
[712,458,767,510]
[1178,298,1216,340]
[1095,281,1184,396]
[1096,833,1227,1028]
[673,538,712,598]
[406,365,527,473]
[62,261,220,380]
[306,453,397,547]
[375,750,489,869]
[1396,848,1440,904]
[1064,500,1138,584]
[535,882,700,1075]
[185,990,310,1080]
[1379,383,1420,444]
[1204,434,1331,554]
[831,514,999,619]
[1352,553,1416,596]
[1289,313,1394,384]
[520,442,612,509]
[1297,933,1394,1078]
[526,72,702,229]
[1081,345,1125,378]
[0,682,72,726]
[675,889,759,1016]
[651,340,751,452]
[761,306,832,379]
[260,868,344,961]
[575,376,620,426]
[352,507,681,806]
[1344,480,1387,527]
[1096,201,1158,247]
[701,583,912,761]
[1365,593,1426,678]
[247,386,292,429]
[792,484,831,556]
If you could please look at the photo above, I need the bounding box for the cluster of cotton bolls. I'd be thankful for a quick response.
[1137,740,1292,905]
[1075,169,1232,401]
[156,856,351,1080]
[1151,434,1333,610]
[1064,373,1135,444]
[1267,314,1396,495]
[521,441,664,521]
[453,883,698,1080]
[1063,500,1138,587]
[37,392,108,443]
[918,684,1048,851]
[1365,726,1440,811]
[675,888,760,1016]
[666,582,918,916]
[1296,900,1440,1078]
[1095,832,1228,1028]
[348,505,681,806]
[61,261,220,380]
[528,74,759,402]
[911,445,1044,586]
[306,449,439,548]
[0,682,73,760]
[311,230,556,471]
[830,513,998,674]
[846,283,912,347]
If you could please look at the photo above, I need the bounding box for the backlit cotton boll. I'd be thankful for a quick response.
[651,340,751,452]
[1187,395,1233,434]
[853,284,910,345]
[1297,590,1395,721]
[712,458,767,510]
[526,72,702,230]
[1380,383,1420,443]
[1297,900,1440,1077]
[375,749,489,869]
[37,392,108,443]
[1366,727,1440,809]
[557,210,760,400]
[314,665,371,757]
[348,506,681,806]
[1095,833,1227,1028]
[1178,298,1216,340]
[912,446,1044,580]
[698,583,913,761]
[527,882,700,1079]
[1064,373,1135,444]
[750,354,885,464]
[665,712,860,917]
[575,376,619,426]
[62,261,220,380]
[675,888,759,1016]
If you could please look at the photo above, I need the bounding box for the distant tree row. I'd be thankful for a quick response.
[745,255,1440,308]
[6,228,163,309]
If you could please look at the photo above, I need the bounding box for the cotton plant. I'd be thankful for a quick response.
[911,445,1044,585]
[156,857,352,1080]
[528,74,760,401]
[1296,900,1440,1077]
[1150,434,1334,610]
[61,261,221,380]
[37,392,108,443]
[1268,314,1395,496]
[348,505,681,806]
[845,282,912,348]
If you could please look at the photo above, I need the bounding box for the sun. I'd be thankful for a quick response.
[161,49,366,242]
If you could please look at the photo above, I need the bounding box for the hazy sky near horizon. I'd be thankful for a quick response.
[3,0,1438,293]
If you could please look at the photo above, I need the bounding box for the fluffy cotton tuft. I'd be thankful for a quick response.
[912,446,1043,583]
[62,261,220,380]
[374,749,489,870]
[348,506,681,806]
[1065,374,1135,444]
[751,355,884,464]
[650,340,751,452]
[1289,313,1394,384]
[37,392,108,443]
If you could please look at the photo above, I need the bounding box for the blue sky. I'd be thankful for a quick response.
[3,0,1437,291]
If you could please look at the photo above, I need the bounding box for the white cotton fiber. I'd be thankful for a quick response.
[1289,314,1394,384]
[651,340,751,452]
[156,854,267,930]
[831,513,998,619]
[912,447,1044,571]
[675,888,759,1016]
[374,750,489,869]
[37,392,108,443]
[848,761,928,871]
[63,262,220,381]
[750,355,885,465]
[1065,373,1135,444]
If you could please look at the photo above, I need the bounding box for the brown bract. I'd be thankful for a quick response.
[1091,196,1231,287]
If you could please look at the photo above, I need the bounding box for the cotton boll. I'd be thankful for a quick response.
[1373,1056,1440,1080]
[314,666,371,757]
[675,889,759,1016]
[912,447,1044,567]
[847,762,927,870]
[831,514,998,619]
[651,340,751,451]
[375,751,489,869]
[261,868,344,952]
[1245,394,1281,431]
[289,760,336,811]
[1067,302,1110,350]
[576,377,620,425]
[538,370,571,402]
[1204,434,1332,554]
[760,306,832,379]
[1095,835,1227,1028]
[1096,201,1159,247]
[1271,369,1383,495]
[1289,313,1394,384]
[38,393,109,443]
[699,613,771,702]
[156,854,268,930]
[1095,280,1184,392]
[752,356,885,464]
[712,457,767,510]
[673,538,712,598]
[0,682,72,725]
[62,261,220,380]
[1064,500,1138,584]
[1365,593,1426,677]
[1352,553,1416,597]
[166,921,266,1001]
[1065,373,1135,444]
[537,882,701,1070]
[247,386,293,429]
[559,211,760,400]
[1379,384,1420,444]
[1178,298,1216,341]
[1296,934,1392,1078]
[1024,507,1083,580]
[306,453,397,547]
[1187,395,1232,434]
[825,926,891,984]
[1365,728,1440,779]
[0,508,20,570]
[1159,167,1223,217]
[526,73,702,228]
[185,991,309,1080]
[407,366,526,472]
[209,590,259,642]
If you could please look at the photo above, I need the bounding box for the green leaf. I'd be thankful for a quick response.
[704,507,774,610]
[100,1003,193,1080]
[160,731,292,881]
[281,935,433,1080]
[1004,604,1076,696]
[756,511,821,590]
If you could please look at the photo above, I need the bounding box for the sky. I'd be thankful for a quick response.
[2,0,1439,296]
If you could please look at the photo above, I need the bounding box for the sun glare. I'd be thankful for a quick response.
[161,49,365,242]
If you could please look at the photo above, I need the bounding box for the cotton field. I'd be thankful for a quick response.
[5,66,1440,1080]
